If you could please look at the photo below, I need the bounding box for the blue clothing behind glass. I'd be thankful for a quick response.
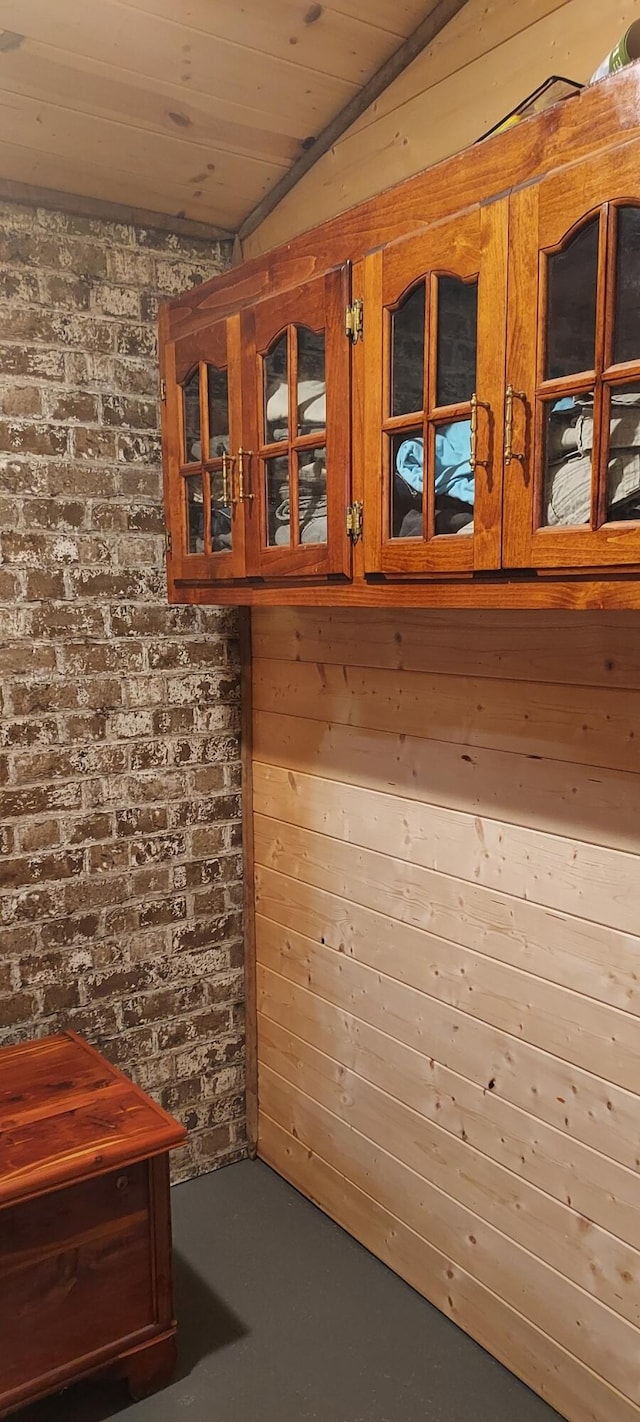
[396,422,473,505]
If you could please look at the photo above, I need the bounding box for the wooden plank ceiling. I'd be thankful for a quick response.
[0,0,435,234]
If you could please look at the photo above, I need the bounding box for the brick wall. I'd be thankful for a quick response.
[0,200,246,1181]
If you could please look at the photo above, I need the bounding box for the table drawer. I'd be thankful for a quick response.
[0,1164,154,1395]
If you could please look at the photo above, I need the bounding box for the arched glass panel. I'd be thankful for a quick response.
[436,275,477,407]
[614,206,640,365]
[182,368,201,462]
[392,282,425,417]
[546,218,599,380]
[207,365,229,458]
[264,332,288,442]
[297,327,325,436]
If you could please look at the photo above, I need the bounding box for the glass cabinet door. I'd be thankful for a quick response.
[165,314,245,582]
[363,203,508,575]
[503,145,640,568]
[241,267,351,578]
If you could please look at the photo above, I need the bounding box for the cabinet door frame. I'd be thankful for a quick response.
[165,314,246,584]
[242,266,352,580]
[363,201,508,577]
[503,143,640,570]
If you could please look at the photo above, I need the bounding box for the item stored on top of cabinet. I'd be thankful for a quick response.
[0,1031,186,1419]
[590,19,640,82]
[160,65,640,610]
[476,75,583,141]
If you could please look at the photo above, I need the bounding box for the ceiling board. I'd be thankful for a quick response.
[0,0,448,229]
[0,44,301,167]
[0,92,282,228]
[114,0,411,85]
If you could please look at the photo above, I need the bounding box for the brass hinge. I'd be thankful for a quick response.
[346,501,363,542]
[345,298,363,344]
[160,378,167,402]
[165,530,172,555]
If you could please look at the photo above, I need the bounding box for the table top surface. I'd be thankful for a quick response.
[0,1031,186,1206]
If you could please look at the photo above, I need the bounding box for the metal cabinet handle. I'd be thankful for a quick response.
[236,448,254,502]
[221,451,233,506]
[505,384,527,464]
[470,392,490,472]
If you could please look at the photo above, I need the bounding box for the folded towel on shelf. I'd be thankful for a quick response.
[266,380,326,427]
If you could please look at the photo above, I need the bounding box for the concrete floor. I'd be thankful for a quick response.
[24,1158,563,1422]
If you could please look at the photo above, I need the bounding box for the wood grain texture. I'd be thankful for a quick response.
[0,0,434,227]
[170,576,640,610]
[252,605,640,1422]
[167,67,640,341]
[260,1116,640,1422]
[0,1033,184,1418]
[0,1031,185,1206]
[242,0,640,257]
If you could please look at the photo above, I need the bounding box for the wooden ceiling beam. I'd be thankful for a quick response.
[236,0,472,245]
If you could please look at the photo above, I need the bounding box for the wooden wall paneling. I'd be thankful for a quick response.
[251,606,640,690]
[257,969,640,1257]
[241,0,640,257]
[252,760,640,934]
[0,140,243,233]
[260,1066,640,1408]
[254,814,640,1018]
[254,863,640,1091]
[252,656,640,774]
[0,0,443,229]
[258,1015,640,1328]
[252,710,640,853]
[259,1115,640,1422]
[251,604,640,1422]
[256,913,640,1174]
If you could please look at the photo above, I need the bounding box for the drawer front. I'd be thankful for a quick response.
[0,1164,154,1396]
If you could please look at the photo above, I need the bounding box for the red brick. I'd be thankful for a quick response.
[66,813,112,844]
[0,992,39,1027]
[23,570,67,601]
[102,395,156,429]
[0,783,82,817]
[0,384,42,417]
[116,805,167,837]
[0,849,84,889]
[0,200,238,1181]
[0,423,68,457]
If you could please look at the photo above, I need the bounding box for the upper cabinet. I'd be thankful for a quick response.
[159,71,640,607]
[504,144,640,569]
[162,267,351,585]
[164,313,245,583]
[363,203,507,577]
[241,268,351,579]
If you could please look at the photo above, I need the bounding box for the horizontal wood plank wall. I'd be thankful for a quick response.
[251,606,640,1422]
[243,0,640,258]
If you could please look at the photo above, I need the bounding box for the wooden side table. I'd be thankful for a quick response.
[0,1030,187,1418]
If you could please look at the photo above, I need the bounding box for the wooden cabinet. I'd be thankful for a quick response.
[0,1031,186,1418]
[160,69,640,609]
[503,143,640,570]
[165,313,246,582]
[164,268,351,583]
[362,203,507,577]
[241,267,352,579]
